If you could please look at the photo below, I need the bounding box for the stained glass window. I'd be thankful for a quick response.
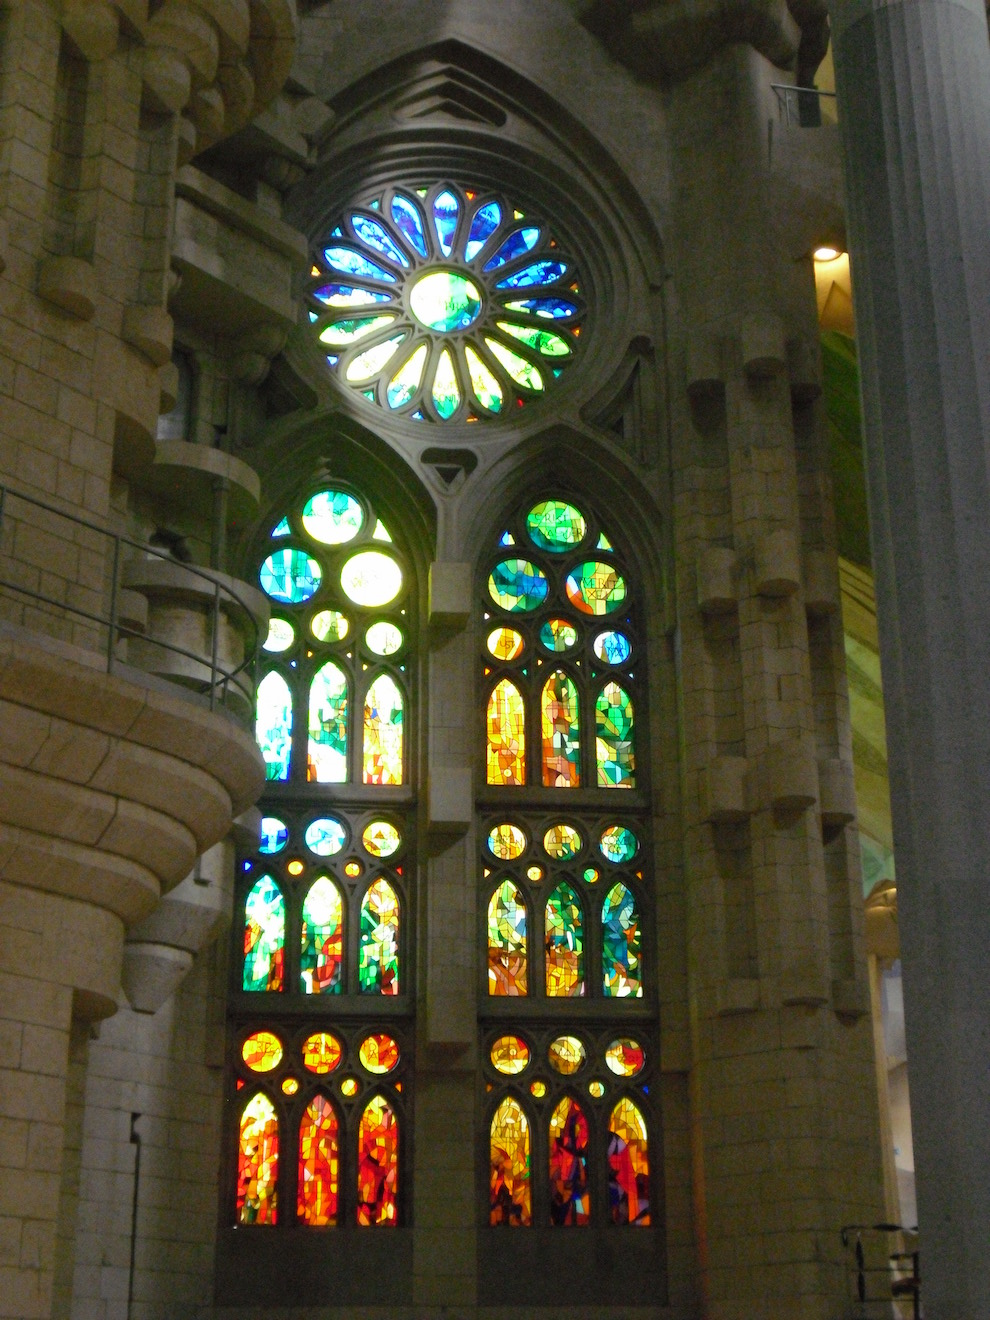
[542,671,580,787]
[239,481,414,1234]
[608,1099,650,1225]
[487,679,525,785]
[549,1096,590,1225]
[490,1097,531,1225]
[311,183,584,423]
[602,883,642,998]
[545,883,584,997]
[487,880,527,996]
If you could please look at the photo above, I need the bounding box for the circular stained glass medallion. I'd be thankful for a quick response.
[565,561,626,616]
[263,618,294,653]
[311,609,349,643]
[605,1038,645,1077]
[488,823,526,860]
[341,551,403,607]
[302,489,364,544]
[281,1077,299,1095]
[539,618,578,652]
[526,500,587,550]
[543,824,582,860]
[340,1077,360,1097]
[305,817,347,856]
[362,820,401,858]
[487,627,524,661]
[359,1033,400,1074]
[366,621,403,655]
[588,1080,606,1098]
[530,1080,547,1098]
[488,559,548,612]
[242,1031,282,1072]
[259,816,288,854]
[548,1036,586,1075]
[310,184,584,423]
[303,1032,343,1074]
[260,549,322,604]
[600,825,638,864]
[594,629,632,665]
[490,1035,530,1075]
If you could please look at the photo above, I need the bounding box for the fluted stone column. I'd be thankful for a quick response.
[831,1,990,1312]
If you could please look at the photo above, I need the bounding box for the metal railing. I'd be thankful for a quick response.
[771,83,838,128]
[841,1223,921,1318]
[0,482,260,716]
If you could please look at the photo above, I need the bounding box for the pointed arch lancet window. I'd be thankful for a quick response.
[363,674,403,784]
[359,878,400,994]
[243,876,285,992]
[237,1093,279,1224]
[545,881,584,997]
[549,1096,590,1225]
[257,671,292,781]
[490,1097,531,1226]
[602,882,642,999]
[357,1096,399,1225]
[487,679,525,785]
[487,880,528,996]
[300,876,343,995]
[608,1099,650,1225]
[308,661,348,783]
[541,670,580,787]
[596,682,635,788]
[297,1095,339,1226]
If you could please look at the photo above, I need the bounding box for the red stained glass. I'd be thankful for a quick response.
[490,1097,531,1225]
[357,1095,399,1225]
[608,1098,650,1225]
[236,1093,279,1225]
[549,1096,590,1225]
[297,1095,339,1225]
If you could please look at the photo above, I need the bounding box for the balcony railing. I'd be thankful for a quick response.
[0,482,260,717]
[841,1223,921,1318]
[771,83,838,128]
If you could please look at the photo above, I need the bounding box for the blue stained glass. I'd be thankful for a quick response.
[259,816,289,854]
[488,558,549,612]
[465,201,502,260]
[314,284,392,307]
[503,297,578,320]
[483,227,541,271]
[272,518,290,537]
[434,190,459,256]
[350,214,409,267]
[256,671,292,781]
[326,355,339,367]
[331,226,343,237]
[305,817,347,856]
[602,882,642,997]
[323,246,398,283]
[496,260,569,290]
[260,549,322,604]
[594,630,632,665]
[391,194,428,256]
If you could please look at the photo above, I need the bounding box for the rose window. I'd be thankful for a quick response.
[308,183,585,423]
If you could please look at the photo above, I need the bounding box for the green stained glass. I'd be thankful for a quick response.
[542,670,580,788]
[359,878,400,994]
[300,876,343,994]
[432,347,460,418]
[362,820,401,857]
[487,880,527,996]
[308,662,348,783]
[387,343,427,409]
[260,549,322,604]
[600,824,638,863]
[596,683,635,788]
[594,630,631,664]
[543,823,582,860]
[259,816,288,854]
[365,621,403,655]
[545,882,584,996]
[341,551,402,607]
[363,674,403,785]
[485,338,544,391]
[256,671,292,781]
[243,875,285,992]
[409,271,482,331]
[319,314,396,347]
[597,532,613,550]
[311,610,349,643]
[565,561,627,615]
[602,882,642,998]
[465,345,504,412]
[345,334,406,382]
[302,490,364,544]
[488,558,548,611]
[272,517,290,537]
[527,500,587,550]
[263,618,294,653]
[497,321,571,357]
[539,618,577,652]
[305,817,347,856]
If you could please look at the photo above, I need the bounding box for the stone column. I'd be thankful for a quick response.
[831,0,990,1311]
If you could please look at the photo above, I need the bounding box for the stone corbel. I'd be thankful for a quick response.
[697,545,738,615]
[37,255,98,320]
[61,0,120,61]
[228,322,289,385]
[122,304,174,367]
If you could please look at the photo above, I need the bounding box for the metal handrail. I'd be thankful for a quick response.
[771,82,838,128]
[841,1223,921,1318]
[0,482,260,715]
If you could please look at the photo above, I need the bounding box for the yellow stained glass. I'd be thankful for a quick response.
[485,337,544,391]
[363,674,403,784]
[541,670,580,787]
[608,1099,650,1225]
[487,679,525,785]
[432,347,460,419]
[302,1032,342,1074]
[488,822,527,860]
[487,626,524,661]
[490,1035,530,1075]
[345,334,405,383]
[490,1097,531,1226]
[465,345,504,413]
[242,1031,282,1073]
[387,343,427,409]
[548,1035,586,1075]
[341,551,403,607]
[237,1094,278,1225]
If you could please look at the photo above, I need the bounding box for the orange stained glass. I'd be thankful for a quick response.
[608,1098,650,1226]
[302,1032,342,1074]
[297,1095,339,1225]
[490,1097,531,1226]
[359,1033,400,1074]
[487,626,525,661]
[541,670,580,787]
[236,1093,279,1225]
[486,679,525,785]
[242,1031,282,1073]
[487,880,528,996]
[357,1095,399,1225]
[549,1096,590,1225]
[363,674,404,784]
